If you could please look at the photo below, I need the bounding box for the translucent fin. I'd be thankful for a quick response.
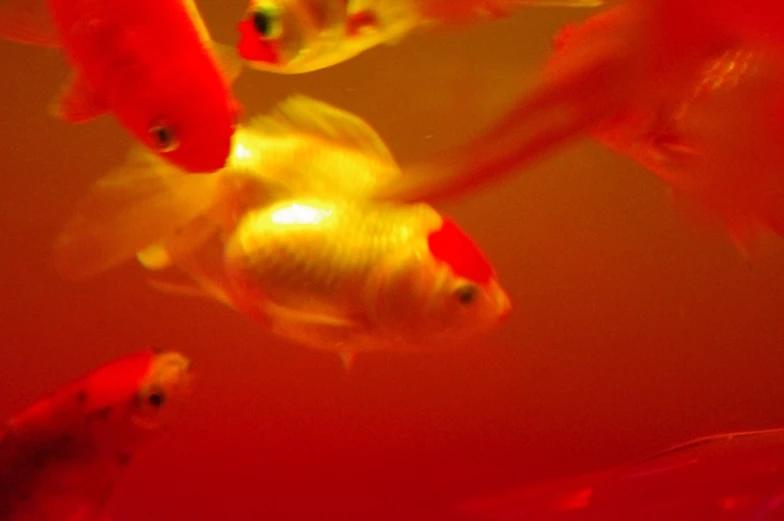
[262,299,360,328]
[376,22,629,203]
[248,95,396,166]
[50,73,107,123]
[210,41,244,84]
[54,148,221,280]
[0,0,58,46]
[137,215,220,270]
[339,352,357,371]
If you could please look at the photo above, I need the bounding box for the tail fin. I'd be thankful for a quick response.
[54,147,222,280]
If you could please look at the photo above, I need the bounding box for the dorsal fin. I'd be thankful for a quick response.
[248,95,396,165]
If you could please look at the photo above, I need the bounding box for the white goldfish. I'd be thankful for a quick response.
[55,96,511,366]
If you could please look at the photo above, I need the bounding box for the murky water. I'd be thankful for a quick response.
[2,2,784,520]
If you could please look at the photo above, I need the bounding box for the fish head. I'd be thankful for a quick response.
[422,217,511,336]
[372,214,510,344]
[130,350,194,430]
[114,58,241,173]
[237,0,352,73]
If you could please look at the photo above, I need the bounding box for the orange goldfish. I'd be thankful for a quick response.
[236,0,602,74]
[54,96,511,366]
[382,1,784,245]
[0,0,243,172]
[457,428,784,521]
[0,348,192,521]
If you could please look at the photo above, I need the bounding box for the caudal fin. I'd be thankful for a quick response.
[54,147,222,280]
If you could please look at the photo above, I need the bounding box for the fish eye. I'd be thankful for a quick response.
[147,391,166,409]
[251,3,282,39]
[454,284,479,305]
[148,123,179,153]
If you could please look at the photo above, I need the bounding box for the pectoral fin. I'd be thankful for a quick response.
[262,300,360,329]
[50,73,107,123]
[339,352,357,371]
[210,41,244,84]
[0,0,59,46]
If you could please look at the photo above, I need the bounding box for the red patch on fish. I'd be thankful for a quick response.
[427,218,493,284]
[345,10,378,37]
[237,19,279,63]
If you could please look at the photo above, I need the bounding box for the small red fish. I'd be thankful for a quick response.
[0,0,243,172]
[457,428,784,521]
[0,348,192,521]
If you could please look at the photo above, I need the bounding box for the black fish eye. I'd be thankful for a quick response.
[149,123,179,152]
[454,284,478,305]
[251,4,281,39]
[147,391,166,408]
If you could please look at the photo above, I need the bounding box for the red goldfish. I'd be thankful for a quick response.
[457,428,784,521]
[0,348,192,521]
[0,0,243,172]
[54,96,510,366]
[383,1,784,245]
[237,0,602,74]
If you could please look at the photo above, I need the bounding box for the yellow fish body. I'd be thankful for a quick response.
[56,96,510,362]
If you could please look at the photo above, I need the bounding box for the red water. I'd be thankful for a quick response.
[1,3,784,521]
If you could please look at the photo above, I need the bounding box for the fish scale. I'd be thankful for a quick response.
[226,198,440,313]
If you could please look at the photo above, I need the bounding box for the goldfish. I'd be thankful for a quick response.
[381,1,784,247]
[236,0,603,74]
[0,0,243,172]
[54,96,511,366]
[0,348,192,521]
[456,428,784,521]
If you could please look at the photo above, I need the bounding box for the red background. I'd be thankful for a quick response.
[1,3,784,520]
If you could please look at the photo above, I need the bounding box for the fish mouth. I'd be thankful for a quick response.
[492,283,512,322]
[237,19,280,65]
[132,351,194,429]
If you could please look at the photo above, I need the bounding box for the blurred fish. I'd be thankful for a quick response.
[236,0,603,74]
[0,348,193,521]
[381,1,784,246]
[456,428,784,521]
[0,0,243,172]
[54,96,510,366]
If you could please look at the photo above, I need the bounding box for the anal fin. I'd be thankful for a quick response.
[339,352,357,371]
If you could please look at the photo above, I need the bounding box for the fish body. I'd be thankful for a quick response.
[237,0,602,73]
[224,196,510,354]
[0,349,192,521]
[55,96,510,359]
[0,0,242,172]
[457,428,784,521]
